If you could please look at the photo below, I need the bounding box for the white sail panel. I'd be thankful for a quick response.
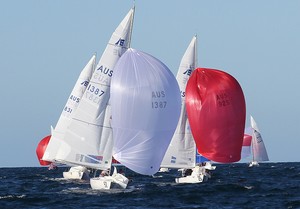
[161,36,197,169]
[111,48,181,175]
[42,55,95,162]
[55,8,135,170]
[250,115,269,162]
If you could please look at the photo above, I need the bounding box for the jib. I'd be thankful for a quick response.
[183,68,192,76]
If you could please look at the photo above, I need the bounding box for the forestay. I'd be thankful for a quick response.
[111,48,181,175]
[53,8,135,170]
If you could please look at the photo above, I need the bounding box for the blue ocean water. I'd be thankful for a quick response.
[0,162,299,209]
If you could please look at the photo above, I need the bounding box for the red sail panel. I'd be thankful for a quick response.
[36,135,51,166]
[186,68,246,163]
[243,134,252,146]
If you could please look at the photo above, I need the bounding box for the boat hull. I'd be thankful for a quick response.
[63,166,90,180]
[249,161,259,167]
[175,166,209,184]
[90,173,129,190]
[175,174,205,184]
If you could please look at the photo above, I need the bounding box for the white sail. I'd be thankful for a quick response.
[42,55,96,162]
[160,36,197,169]
[250,115,269,162]
[54,8,135,170]
[111,48,181,175]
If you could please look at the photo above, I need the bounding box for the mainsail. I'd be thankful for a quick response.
[186,68,246,163]
[160,36,197,169]
[111,48,181,175]
[42,55,96,162]
[54,8,135,170]
[250,115,269,162]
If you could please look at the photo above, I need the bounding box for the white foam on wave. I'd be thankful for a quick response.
[0,194,26,199]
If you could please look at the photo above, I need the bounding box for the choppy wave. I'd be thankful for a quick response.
[0,162,299,208]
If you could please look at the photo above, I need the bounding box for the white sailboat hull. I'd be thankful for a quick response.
[63,166,90,180]
[159,167,170,173]
[90,173,129,190]
[175,173,205,184]
[249,161,259,167]
[204,162,216,170]
[175,166,209,184]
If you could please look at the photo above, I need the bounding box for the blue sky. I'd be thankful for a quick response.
[1,0,299,167]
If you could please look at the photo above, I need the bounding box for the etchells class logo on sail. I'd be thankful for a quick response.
[183,67,193,76]
[81,80,89,87]
[115,38,126,47]
[114,38,127,57]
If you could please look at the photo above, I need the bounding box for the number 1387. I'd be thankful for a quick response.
[152,101,167,108]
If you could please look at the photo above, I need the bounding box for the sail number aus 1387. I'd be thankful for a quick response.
[151,91,167,109]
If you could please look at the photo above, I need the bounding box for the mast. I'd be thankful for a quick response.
[128,5,135,48]
[251,131,255,162]
[194,34,198,68]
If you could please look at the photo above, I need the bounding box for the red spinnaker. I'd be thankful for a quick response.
[186,68,246,163]
[36,135,51,166]
[243,134,252,146]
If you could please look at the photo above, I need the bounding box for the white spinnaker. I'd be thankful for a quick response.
[55,8,135,170]
[250,115,269,162]
[160,36,197,169]
[111,48,181,175]
[42,55,96,162]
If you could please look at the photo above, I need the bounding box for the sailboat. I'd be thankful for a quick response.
[158,36,214,183]
[249,115,269,167]
[186,68,246,163]
[158,36,206,182]
[37,55,96,179]
[45,7,134,189]
[160,36,197,172]
[110,48,181,177]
